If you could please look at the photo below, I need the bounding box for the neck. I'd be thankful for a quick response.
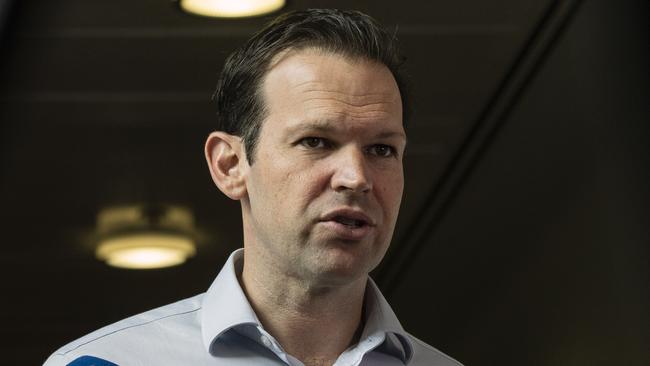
[241,248,367,366]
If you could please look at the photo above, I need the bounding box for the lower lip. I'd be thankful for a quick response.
[319,221,373,241]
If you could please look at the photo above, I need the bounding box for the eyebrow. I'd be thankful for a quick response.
[286,120,407,141]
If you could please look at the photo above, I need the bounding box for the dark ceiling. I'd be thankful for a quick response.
[0,0,648,365]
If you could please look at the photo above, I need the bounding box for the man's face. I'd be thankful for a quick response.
[241,49,406,285]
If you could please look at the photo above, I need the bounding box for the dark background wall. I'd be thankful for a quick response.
[0,0,647,364]
[387,1,649,364]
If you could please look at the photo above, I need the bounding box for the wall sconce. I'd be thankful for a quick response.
[95,205,197,269]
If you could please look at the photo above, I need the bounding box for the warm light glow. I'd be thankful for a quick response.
[96,233,196,269]
[180,0,285,18]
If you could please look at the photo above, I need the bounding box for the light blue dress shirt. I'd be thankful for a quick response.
[44,249,462,366]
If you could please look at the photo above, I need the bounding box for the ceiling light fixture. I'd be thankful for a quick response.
[95,205,197,270]
[179,0,285,18]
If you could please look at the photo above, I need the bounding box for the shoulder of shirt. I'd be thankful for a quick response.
[43,293,205,365]
[405,332,464,366]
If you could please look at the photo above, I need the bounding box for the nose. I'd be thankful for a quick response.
[330,147,372,193]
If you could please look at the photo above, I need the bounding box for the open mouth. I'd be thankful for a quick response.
[332,215,367,228]
[320,209,374,240]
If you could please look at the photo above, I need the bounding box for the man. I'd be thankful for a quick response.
[45,9,462,366]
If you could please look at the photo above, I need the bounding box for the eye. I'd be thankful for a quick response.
[299,137,327,149]
[368,144,396,158]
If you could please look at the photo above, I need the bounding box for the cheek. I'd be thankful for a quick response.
[376,170,404,216]
[292,168,330,208]
[265,160,329,212]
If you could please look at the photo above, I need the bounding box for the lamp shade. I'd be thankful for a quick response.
[180,0,285,18]
[94,205,197,269]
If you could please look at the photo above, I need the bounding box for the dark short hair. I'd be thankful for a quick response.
[213,8,408,163]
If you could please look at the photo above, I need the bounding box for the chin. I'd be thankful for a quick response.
[311,268,367,288]
[309,248,375,284]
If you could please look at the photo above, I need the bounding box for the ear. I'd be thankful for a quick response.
[205,131,248,200]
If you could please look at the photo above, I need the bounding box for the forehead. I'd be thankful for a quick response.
[260,49,403,133]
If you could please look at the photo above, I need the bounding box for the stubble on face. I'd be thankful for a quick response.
[241,48,405,288]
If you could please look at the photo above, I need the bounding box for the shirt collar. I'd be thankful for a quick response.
[201,248,260,353]
[363,277,414,363]
[201,248,413,363]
